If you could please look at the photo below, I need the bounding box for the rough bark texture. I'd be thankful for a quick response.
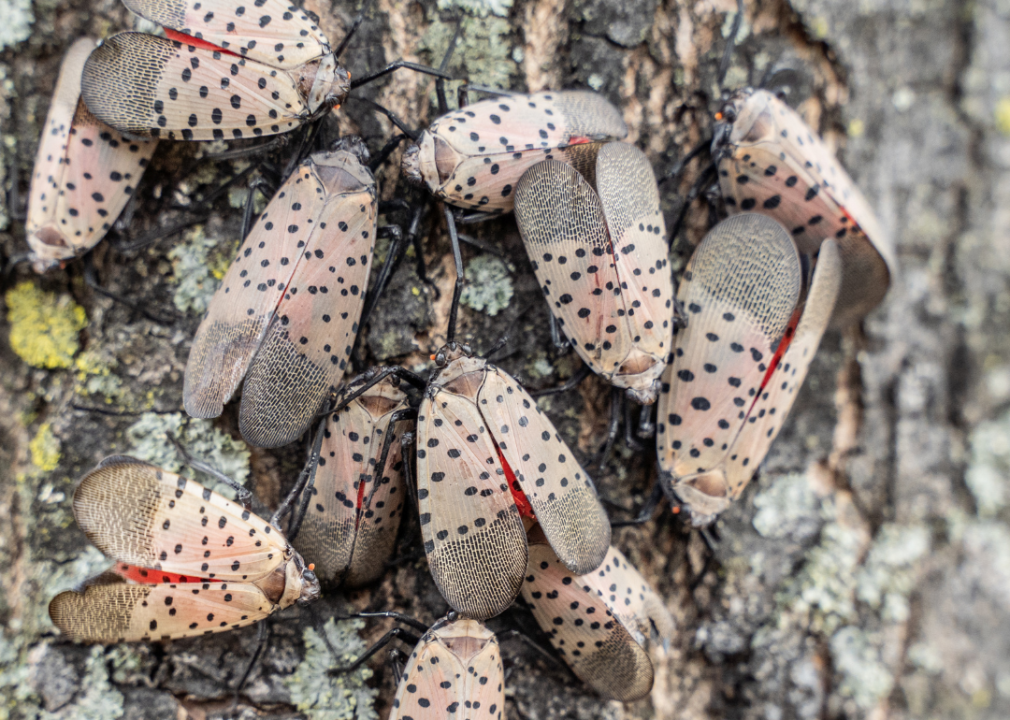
[1,0,1008,718]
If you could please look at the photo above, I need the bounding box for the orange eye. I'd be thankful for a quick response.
[714,112,724,121]
[308,563,315,571]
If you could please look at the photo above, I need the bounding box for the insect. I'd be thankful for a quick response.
[402,90,628,214]
[334,613,505,720]
[25,37,157,272]
[520,527,675,702]
[49,456,320,643]
[656,213,842,525]
[80,0,450,142]
[416,342,612,620]
[513,141,674,404]
[292,374,411,588]
[184,136,377,448]
[712,88,894,327]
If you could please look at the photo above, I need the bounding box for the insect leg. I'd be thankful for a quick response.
[332,12,365,60]
[622,396,644,452]
[667,161,717,249]
[435,18,463,114]
[231,621,269,706]
[496,628,565,670]
[547,312,571,352]
[271,418,326,533]
[349,60,458,92]
[167,432,253,508]
[636,402,655,440]
[368,134,409,172]
[443,205,466,344]
[596,388,624,470]
[362,407,418,511]
[349,96,420,141]
[327,626,422,674]
[527,363,591,398]
[609,482,665,527]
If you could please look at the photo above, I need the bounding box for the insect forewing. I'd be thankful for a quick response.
[294,378,408,588]
[26,38,157,271]
[82,32,306,141]
[716,89,894,326]
[477,367,610,574]
[656,214,801,523]
[521,537,660,702]
[121,0,331,70]
[49,573,277,642]
[389,618,505,720]
[417,356,528,620]
[72,457,289,581]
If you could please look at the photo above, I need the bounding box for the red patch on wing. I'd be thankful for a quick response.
[752,306,801,408]
[568,136,591,146]
[116,563,212,585]
[163,29,240,58]
[497,447,536,519]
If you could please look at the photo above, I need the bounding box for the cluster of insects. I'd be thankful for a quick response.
[20,0,895,714]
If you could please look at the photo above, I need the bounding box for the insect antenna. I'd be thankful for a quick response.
[2,253,30,284]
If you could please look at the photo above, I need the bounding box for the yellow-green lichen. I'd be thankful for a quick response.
[73,350,126,403]
[996,97,1010,137]
[460,255,513,316]
[421,14,517,99]
[283,617,378,720]
[29,423,60,473]
[6,282,87,370]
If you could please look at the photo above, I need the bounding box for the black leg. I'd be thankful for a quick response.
[271,419,326,534]
[622,397,644,452]
[596,388,623,471]
[435,19,464,114]
[348,97,419,141]
[610,482,665,527]
[232,621,268,706]
[636,402,655,439]
[369,134,408,172]
[528,363,590,398]
[349,60,456,91]
[82,253,174,325]
[327,626,422,674]
[332,12,364,60]
[347,610,430,633]
[497,629,563,669]
[668,162,717,249]
[167,433,253,508]
[547,312,570,352]
[362,408,418,511]
[661,137,711,186]
[481,335,510,360]
[443,205,466,344]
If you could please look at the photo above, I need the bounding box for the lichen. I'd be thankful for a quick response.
[6,283,87,370]
[830,626,893,711]
[437,0,512,18]
[73,351,126,403]
[751,473,820,541]
[0,0,33,51]
[460,256,513,316]
[964,411,1010,516]
[125,412,250,496]
[29,424,60,474]
[421,14,517,100]
[996,97,1010,137]
[39,647,124,720]
[855,523,930,623]
[282,617,378,720]
[167,226,237,315]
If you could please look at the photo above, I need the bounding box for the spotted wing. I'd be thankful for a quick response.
[656,214,801,522]
[581,546,675,652]
[26,38,157,270]
[49,571,274,642]
[121,0,330,70]
[389,620,505,720]
[514,159,635,389]
[719,239,842,499]
[521,539,654,702]
[81,32,305,141]
[294,379,408,588]
[73,458,289,581]
[237,183,377,447]
[184,157,326,422]
[477,367,610,575]
[416,389,527,620]
[718,90,892,326]
[594,141,674,401]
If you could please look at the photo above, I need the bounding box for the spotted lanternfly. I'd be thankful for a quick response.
[49,456,320,643]
[380,616,504,720]
[656,214,842,525]
[417,343,611,620]
[402,90,627,214]
[25,38,157,273]
[713,88,894,327]
[514,142,673,403]
[293,375,409,588]
[184,137,376,448]
[520,527,675,702]
[80,0,351,142]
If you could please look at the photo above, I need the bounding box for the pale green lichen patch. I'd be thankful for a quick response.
[73,350,127,403]
[855,523,930,623]
[437,0,512,18]
[40,646,125,720]
[29,423,61,474]
[6,283,87,370]
[126,412,250,496]
[830,626,894,711]
[0,0,33,51]
[751,473,819,540]
[964,411,1010,516]
[460,256,513,316]
[283,617,378,720]
[421,15,517,100]
[168,226,237,315]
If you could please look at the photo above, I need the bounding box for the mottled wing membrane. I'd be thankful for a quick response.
[581,546,675,651]
[82,33,305,141]
[238,174,377,447]
[26,38,157,269]
[514,160,632,385]
[417,383,527,620]
[722,239,842,498]
[73,459,288,581]
[390,619,505,720]
[656,215,800,520]
[50,574,275,642]
[521,540,654,702]
[121,0,330,70]
[718,90,893,326]
[184,158,325,420]
[594,142,674,398]
[477,368,610,575]
[294,379,408,588]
